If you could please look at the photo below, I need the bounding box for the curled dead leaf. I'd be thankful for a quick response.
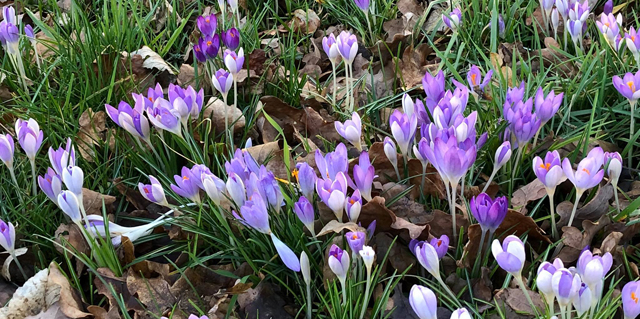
[557,184,613,228]
[358,196,430,240]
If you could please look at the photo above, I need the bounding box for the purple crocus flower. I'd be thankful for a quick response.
[224,48,245,74]
[626,27,640,62]
[336,31,358,64]
[508,99,541,147]
[504,81,526,112]
[352,151,376,201]
[467,65,493,91]
[596,13,621,46]
[48,138,76,176]
[270,233,301,272]
[38,168,62,205]
[138,175,169,207]
[193,41,207,63]
[562,147,605,194]
[171,166,201,203]
[424,137,477,187]
[251,166,284,212]
[450,309,471,319]
[345,190,362,223]
[345,231,366,254]
[533,151,566,189]
[422,70,446,111]
[168,84,204,119]
[604,151,622,182]
[402,94,415,117]
[569,0,590,22]
[222,28,240,50]
[201,35,221,59]
[409,285,438,319]
[389,109,417,157]
[416,242,441,279]
[335,112,362,151]
[136,83,164,110]
[15,119,43,161]
[188,315,208,319]
[470,193,508,233]
[534,88,563,124]
[604,0,613,15]
[577,250,613,297]
[322,33,341,63]
[226,172,246,208]
[225,148,259,181]
[494,141,511,170]
[353,0,370,11]
[2,6,16,25]
[328,245,350,282]
[537,259,564,308]
[429,235,449,259]
[212,69,233,96]
[613,71,640,101]
[567,19,584,46]
[294,196,315,235]
[202,173,226,205]
[146,98,183,136]
[316,171,348,220]
[58,191,82,223]
[315,143,348,180]
[622,281,640,319]
[442,8,462,32]
[491,235,525,275]
[552,268,581,308]
[197,14,217,37]
[105,100,151,141]
[295,162,317,200]
[24,24,35,41]
[62,166,84,197]
[573,283,592,317]
[383,137,399,170]
[0,219,15,254]
[0,7,18,54]
[233,192,271,234]
[0,134,14,169]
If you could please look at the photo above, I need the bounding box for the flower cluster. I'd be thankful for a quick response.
[322,31,359,111]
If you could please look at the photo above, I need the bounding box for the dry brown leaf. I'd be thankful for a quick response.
[493,288,545,318]
[371,232,415,273]
[202,97,246,134]
[237,282,294,319]
[82,187,116,216]
[126,268,176,314]
[424,209,469,240]
[287,9,320,34]
[77,108,107,162]
[396,44,436,90]
[46,263,91,318]
[556,215,611,264]
[511,179,547,212]
[246,141,281,165]
[177,64,195,87]
[600,231,623,253]
[317,220,363,237]
[358,196,431,240]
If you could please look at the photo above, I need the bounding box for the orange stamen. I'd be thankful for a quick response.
[471,74,477,85]
[539,163,551,171]
[352,234,358,240]
[633,292,639,303]
[207,41,212,46]
[183,176,189,180]
[292,169,299,181]
[628,81,636,92]
[437,240,442,246]
[582,168,590,175]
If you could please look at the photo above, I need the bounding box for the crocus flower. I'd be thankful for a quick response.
[345,190,362,223]
[424,137,477,188]
[138,176,169,207]
[193,41,207,63]
[171,166,201,203]
[202,174,226,205]
[38,168,62,205]
[224,48,245,74]
[2,6,16,25]
[222,28,240,50]
[491,235,525,276]
[146,98,183,137]
[336,31,358,64]
[353,0,370,11]
[168,84,204,119]
[0,134,14,169]
[335,112,363,151]
[188,315,208,319]
[315,143,348,180]
[270,233,301,272]
[533,151,566,189]
[294,196,315,236]
[450,308,472,319]
[442,8,462,32]
[504,81,526,112]
[58,191,82,223]
[227,0,238,12]
[360,245,375,270]
[328,244,350,283]
[0,219,15,254]
[62,166,84,197]
[416,242,441,279]
[604,0,613,14]
[15,119,43,161]
[212,69,234,97]
[322,33,341,63]
[402,94,415,117]
[552,268,581,309]
[567,19,584,47]
[383,137,400,178]
[0,7,18,54]
[613,71,640,101]
[201,35,220,59]
[316,172,348,220]
[197,14,217,37]
[626,27,640,64]
[233,192,271,234]
[294,162,317,200]
[605,151,623,183]
[534,88,563,124]
[551,9,560,36]
[467,65,493,91]
[345,231,365,254]
[48,138,76,176]
[246,167,284,212]
[573,283,592,317]
[226,173,246,208]
[352,151,376,201]
[225,148,259,181]
[562,147,605,195]
[301,251,311,285]
[577,250,613,303]
[470,193,508,233]
[537,259,564,311]
[106,99,151,142]
[509,99,541,147]
[422,70,445,110]
[622,281,640,319]
[390,110,417,157]
[494,141,511,171]
[596,13,621,46]
[409,285,437,319]
[430,235,449,259]
[24,24,35,41]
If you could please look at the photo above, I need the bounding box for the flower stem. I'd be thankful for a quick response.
[473,229,487,277]
[567,190,584,228]
[331,61,337,108]
[629,99,636,168]
[548,188,557,240]
[532,126,542,150]
[232,78,238,151]
[364,13,374,45]
[8,166,23,202]
[12,252,28,281]
[515,275,538,316]
[29,159,37,196]
[511,147,523,185]
[223,94,229,150]
[420,163,426,198]
[358,266,372,319]
[435,275,459,306]
[613,182,621,214]
[394,164,401,182]
[446,183,457,243]
[340,278,347,305]
[306,279,312,319]
[481,168,497,194]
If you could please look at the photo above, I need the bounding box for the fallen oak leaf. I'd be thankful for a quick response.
[557,184,613,228]
[511,179,547,213]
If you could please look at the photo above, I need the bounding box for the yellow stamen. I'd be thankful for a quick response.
[183,176,189,180]
[207,41,212,46]
[628,81,636,92]
[292,169,299,181]
[539,163,551,171]
[632,292,639,303]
